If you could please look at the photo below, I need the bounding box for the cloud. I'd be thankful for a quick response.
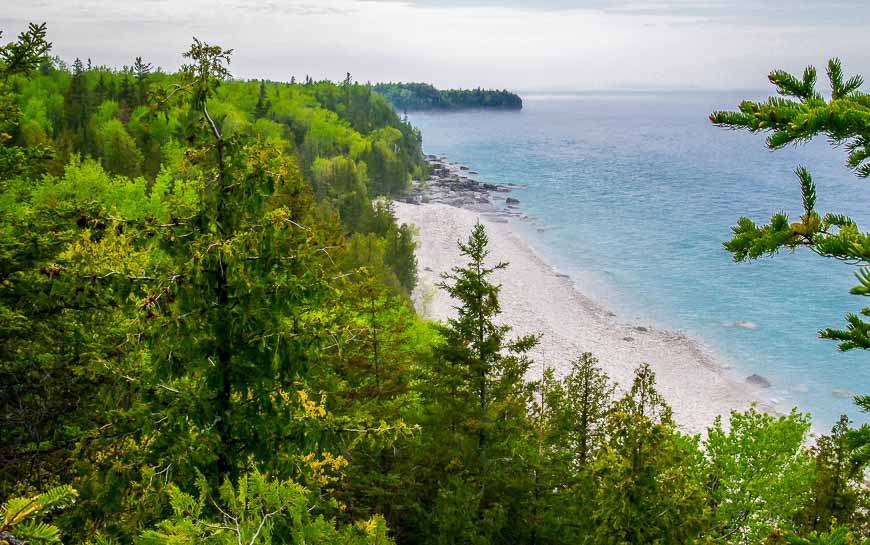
[357,0,869,26]
[3,0,869,91]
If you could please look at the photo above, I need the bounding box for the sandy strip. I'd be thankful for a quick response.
[394,201,771,435]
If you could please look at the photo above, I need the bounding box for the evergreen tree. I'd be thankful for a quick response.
[410,223,538,543]
[133,55,152,106]
[62,58,90,150]
[0,22,52,177]
[711,59,870,352]
[591,364,705,545]
[795,416,868,534]
[254,79,270,119]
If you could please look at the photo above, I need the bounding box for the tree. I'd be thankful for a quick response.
[710,59,870,352]
[590,363,706,545]
[562,352,615,466]
[517,353,616,544]
[410,223,538,543]
[1,485,77,544]
[63,58,91,149]
[133,56,152,106]
[0,22,52,178]
[254,79,269,119]
[95,119,143,177]
[795,416,868,534]
[703,407,813,544]
[47,39,336,539]
[137,471,391,545]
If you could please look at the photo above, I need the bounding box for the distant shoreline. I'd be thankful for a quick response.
[395,155,778,434]
[373,82,522,112]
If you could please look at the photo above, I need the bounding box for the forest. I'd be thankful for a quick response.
[1,23,869,545]
[372,83,523,111]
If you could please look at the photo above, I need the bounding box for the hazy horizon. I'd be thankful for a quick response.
[4,0,869,92]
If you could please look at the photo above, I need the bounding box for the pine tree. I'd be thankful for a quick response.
[133,55,152,106]
[591,364,705,545]
[54,40,335,536]
[0,22,51,177]
[796,415,868,534]
[412,223,538,543]
[711,59,870,352]
[524,353,615,543]
[1,485,77,544]
[62,58,90,149]
[254,79,270,119]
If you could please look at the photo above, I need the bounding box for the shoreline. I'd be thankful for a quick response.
[395,157,775,435]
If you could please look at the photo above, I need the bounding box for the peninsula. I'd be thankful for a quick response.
[373,82,523,111]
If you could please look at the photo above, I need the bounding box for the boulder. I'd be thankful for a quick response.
[506,197,520,206]
[746,374,772,388]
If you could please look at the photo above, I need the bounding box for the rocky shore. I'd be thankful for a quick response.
[402,155,525,215]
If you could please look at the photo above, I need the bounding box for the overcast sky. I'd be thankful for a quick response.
[3,0,869,91]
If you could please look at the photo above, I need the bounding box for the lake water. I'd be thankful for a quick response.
[408,91,870,430]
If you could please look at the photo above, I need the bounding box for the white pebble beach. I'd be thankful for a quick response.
[394,200,775,435]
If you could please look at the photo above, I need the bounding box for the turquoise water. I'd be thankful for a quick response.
[408,92,870,429]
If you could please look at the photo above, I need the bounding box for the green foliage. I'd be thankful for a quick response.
[407,222,538,543]
[590,364,706,545]
[373,83,523,111]
[0,25,424,543]
[769,526,870,545]
[703,407,813,544]
[711,59,870,352]
[796,416,869,534]
[1,485,77,544]
[0,23,53,178]
[137,470,391,545]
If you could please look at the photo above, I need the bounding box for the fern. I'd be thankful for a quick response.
[1,485,77,544]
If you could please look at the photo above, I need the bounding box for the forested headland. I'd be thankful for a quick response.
[372,82,522,111]
[2,23,870,545]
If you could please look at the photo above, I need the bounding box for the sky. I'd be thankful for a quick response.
[2,0,869,91]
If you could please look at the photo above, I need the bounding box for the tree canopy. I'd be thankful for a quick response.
[372,82,523,111]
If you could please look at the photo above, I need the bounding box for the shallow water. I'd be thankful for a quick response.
[408,91,870,430]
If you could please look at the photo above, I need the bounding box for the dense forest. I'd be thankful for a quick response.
[2,23,870,545]
[372,82,522,111]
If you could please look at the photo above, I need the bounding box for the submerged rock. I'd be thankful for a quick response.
[833,388,857,399]
[506,197,520,206]
[724,320,759,330]
[746,374,772,388]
